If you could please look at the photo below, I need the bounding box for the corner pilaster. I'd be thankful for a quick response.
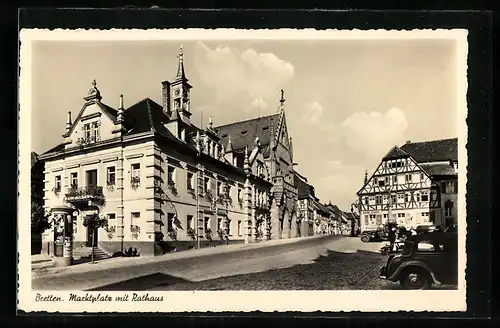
[244,178,253,244]
[116,152,125,240]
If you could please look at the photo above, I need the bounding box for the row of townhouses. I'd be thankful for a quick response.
[356,138,459,232]
[295,172,358,237]
[32,47,355,258]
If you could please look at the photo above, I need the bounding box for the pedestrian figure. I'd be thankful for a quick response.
[388,227,397,253]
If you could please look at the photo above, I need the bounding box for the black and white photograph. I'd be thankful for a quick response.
[18,28,468,312]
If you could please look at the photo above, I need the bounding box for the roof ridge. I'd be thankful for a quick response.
[215,113,279,129]
[145,98,157,133]
[125,97,151,110]
[402,137,458,146]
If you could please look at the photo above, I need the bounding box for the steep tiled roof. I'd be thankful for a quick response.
[382,146,410,161]
[295,175,314,199]
[124,98,175,138]
[42,143,65,156]
[316,202,331,216]
[99,103,118,123]
[215,114,279,158]
[419,163,456,176]
[400,138,458,163]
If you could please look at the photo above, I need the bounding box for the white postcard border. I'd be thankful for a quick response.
[18,28,469,313]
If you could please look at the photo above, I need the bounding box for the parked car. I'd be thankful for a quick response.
[379,231,458,289]
[361,222,397,242]
[415,225,438,235]
[360,229,389,242]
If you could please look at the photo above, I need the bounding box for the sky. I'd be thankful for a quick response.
[30,38,459,210]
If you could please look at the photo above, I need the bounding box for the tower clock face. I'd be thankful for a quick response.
[174,89,181,97]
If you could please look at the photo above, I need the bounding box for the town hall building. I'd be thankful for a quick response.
[39,46,299,257]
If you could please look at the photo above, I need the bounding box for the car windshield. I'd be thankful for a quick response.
[417,240,442,252]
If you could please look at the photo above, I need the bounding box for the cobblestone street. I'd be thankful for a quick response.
[154,246,392,291]
[86,236,397,291]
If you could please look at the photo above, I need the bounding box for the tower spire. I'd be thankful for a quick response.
[175,45,186,80]
[278,89,286,113]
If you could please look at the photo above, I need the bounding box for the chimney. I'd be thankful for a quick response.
[65,111,72,134]
[406,140,411,144]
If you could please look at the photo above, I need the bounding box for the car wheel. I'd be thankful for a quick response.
[399,268,432,290]
[361,234,370,243]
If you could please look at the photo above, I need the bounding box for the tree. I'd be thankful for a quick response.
[31,201,51,234]
[82,214,108,263]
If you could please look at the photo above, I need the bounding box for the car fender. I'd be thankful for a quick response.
[388,261,442,285]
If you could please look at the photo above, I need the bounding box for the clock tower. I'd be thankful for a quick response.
[161,45,193,123]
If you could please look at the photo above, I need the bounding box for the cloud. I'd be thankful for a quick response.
[247,97,269,114]
[335,107,408,159]
[302,101,324,124]
[313,163,366,210]
[193,42,295,102]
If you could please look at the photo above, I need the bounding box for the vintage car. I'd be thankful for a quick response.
[360,229,389,243]
[379,231,458,289]
[415,225,438,235]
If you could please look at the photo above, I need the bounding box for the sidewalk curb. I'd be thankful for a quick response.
[32,235,342,280]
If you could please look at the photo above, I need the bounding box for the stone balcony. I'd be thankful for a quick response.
[65,185,105,207]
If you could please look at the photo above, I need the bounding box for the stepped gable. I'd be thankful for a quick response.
[400,138,458,163]
[215,114,279,158]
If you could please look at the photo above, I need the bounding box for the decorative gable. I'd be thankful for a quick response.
[64,80,119,149]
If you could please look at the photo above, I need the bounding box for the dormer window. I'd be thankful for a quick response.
[91,122,100,142]
[83,121,100,144]
[84,124,91,141]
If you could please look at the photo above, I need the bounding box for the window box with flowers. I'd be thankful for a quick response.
[187,188,196,199]
[205,228,213,241]
[106,181,115,192]
[167,228,178,241]
[130,176,140,190]
[52,186,61,196]
[167,180,178,196]
[204,190,214,203]
[105,226,116,240]
[187,227,197,240]
[130,225,140,239]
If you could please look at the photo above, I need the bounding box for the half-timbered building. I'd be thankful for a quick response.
[294,172,316,237]
[357,138,458,232]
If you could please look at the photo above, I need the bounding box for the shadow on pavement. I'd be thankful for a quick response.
[88,273,192,291]
[88,248,456,291]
